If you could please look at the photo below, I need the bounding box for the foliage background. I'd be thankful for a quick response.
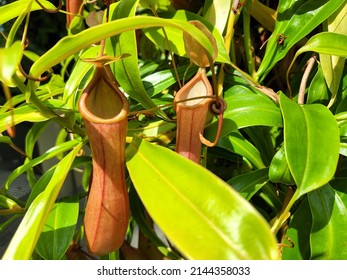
[0,0,347,260]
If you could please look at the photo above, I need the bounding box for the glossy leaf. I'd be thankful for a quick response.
[126,138,279,260]
[24,121,51,188]
[251,0,276,32]
[35,195,79,260]
[143,10,230,64]
[63,46,101,109]
[0,136,13,145]
[282,197,312,260]
[107,0,165,118]
[0,0,56,25]
[320,3,347,106]
[217,131,266,169]
[308,184,347,259]
[269,146,295,186]
[0,195,21,210]
[204,85,282,139]
[203,0,231,35]
[2,139,81,193]
[256,0,345,81]
[307,64,329,105]
[280,93,340,197]
[27,16,216,90]
[295,32,347,58]
[128,186,179,259]
[0,41,22,84]
[142,65,197,96]
[2,142,82,260]
[227,168,270,201]
[0,104,49,134]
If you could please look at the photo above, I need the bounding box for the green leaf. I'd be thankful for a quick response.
[269,146,295,186]
[204,85,282,139]
[320,3,347,106]
[139,0,172,11]
[307,64,330,105]
[256,0,345,81]
[227,168,270,201]
[0,0,56,25]
[203,0,231,35]
[2,142,82,260]
[296,32,347,58]
[0,195,21,210]
[2,139,81,193]
[126,138,279,260]
[63,46,101,109]
[107,0,166,118]
[27,16,217,105]
[129,186,180,259]
[0,110,46,134]
[308,184,347,259]
[282,197,312,260]
[0,41,23,84]
[217,131,266,169]
[0,136,14,145]
[280,93,340,197]
[35,195,79,260]
[143,10,230,64]
[142,65,197,96]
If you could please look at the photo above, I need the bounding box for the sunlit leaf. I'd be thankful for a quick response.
[2,139,81,193]
[256,0,345,81]
[142,65,197,96]
[0,0,56,25]
[269,146,295,186]
[228,168,270,200]
[2,142,82,260]
[126,138,279,260]
[142,10,230,64]
[107,0,166,118]
[203,0,231,35]
[0,104,49,134]
[307,64,330,105]
[251,0,276,32]
[280,93,340,197]
[28,16,216,85]
[204,85,282,140]
[217,131,266,169]
[308,184,347,259]
[63,46,101,109]
[0,41,22,85]
[35,195,79,260]
[282,197,312,260]
[320,3,347,107]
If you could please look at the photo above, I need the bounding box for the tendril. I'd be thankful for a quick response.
[34,0,62,13]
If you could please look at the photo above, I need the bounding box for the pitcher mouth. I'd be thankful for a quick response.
[79,66,129,124]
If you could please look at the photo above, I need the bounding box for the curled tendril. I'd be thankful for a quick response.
[34,0,62,13]
[199,97,226,147]
[19,62,53,82]
[209,97,227,116]
[19,38,53,82]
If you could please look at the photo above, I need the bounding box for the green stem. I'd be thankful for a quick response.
[271,190,299,235]
[242,0,256,79]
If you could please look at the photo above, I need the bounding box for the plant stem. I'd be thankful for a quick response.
[271,189,298,235]
[242,0,256,80]
[217,5,236,97]
[298,54,316,105]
